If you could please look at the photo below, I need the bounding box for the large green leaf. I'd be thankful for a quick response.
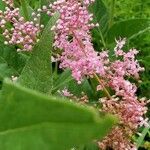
[18,13,59,94]
[106,19,150,43]
[0,79,117,150]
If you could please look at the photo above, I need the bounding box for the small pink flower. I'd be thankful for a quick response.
[61,88,73,97]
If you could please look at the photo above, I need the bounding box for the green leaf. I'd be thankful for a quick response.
[18,13,59,94]
[40,0,56,26]
[0,0,5,11]
[0,36,27,76]
[51,70,96,100]
[89,0,109,48]
[136,121,150,148]
[20,4,34,21]
[0,79,117,150]
[40,0,55,5]
[20,0,30,20]
[89,0,109,34]
[51,69,73,94]
[0,57,16,80]
[83,142,99,150]
[106,19,150,43]
[66,79,96,101]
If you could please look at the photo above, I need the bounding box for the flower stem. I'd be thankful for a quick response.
[98,28,107,49]
[94,73,111,99]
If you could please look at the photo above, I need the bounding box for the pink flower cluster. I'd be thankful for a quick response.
[0,0,42,51]
[102,39,144,98]
[98,126,137,150]
[42,0,149,149]
[98,96,148,150]
[97,39,148,149]
[42,0,105,83]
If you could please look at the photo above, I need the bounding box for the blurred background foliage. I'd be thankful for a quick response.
[104,0,150,20]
